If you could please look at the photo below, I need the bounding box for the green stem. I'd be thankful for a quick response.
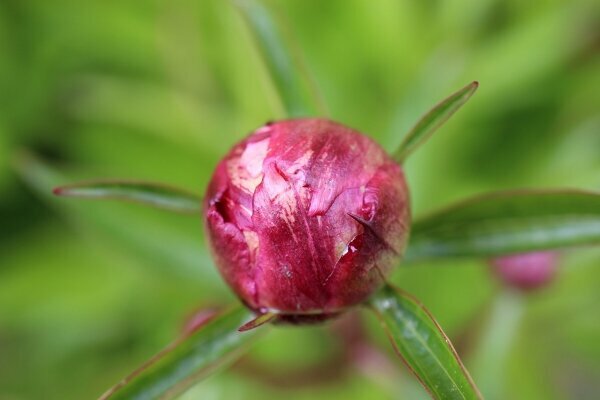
[468,290,524,400]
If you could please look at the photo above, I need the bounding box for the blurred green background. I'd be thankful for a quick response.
[1,0,599,399]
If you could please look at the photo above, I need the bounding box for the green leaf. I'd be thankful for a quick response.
[235,0,327,117]
[14,153,213,280]
[100,306,265,400]
[393,81,478,164]
[53,180,201,214]
[368,285,482,400]
[406,189,600,262]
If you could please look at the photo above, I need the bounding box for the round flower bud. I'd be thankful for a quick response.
[204,119,410,319]
[490,252,557,291]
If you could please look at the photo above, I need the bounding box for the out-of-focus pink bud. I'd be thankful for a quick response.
[204,119,410,320]
[181,307,220,335]
[490,252,558,291]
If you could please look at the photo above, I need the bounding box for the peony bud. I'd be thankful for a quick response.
[204,119,410,320]
[490,252,558,291]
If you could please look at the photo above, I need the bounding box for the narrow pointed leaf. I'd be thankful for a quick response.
[406,189,600,262]
[100,306,265,400]
[235,0,327,117]
[53,180,201,214]
[368,285,482,400]
[238,312,277,332]
[14,153,213,280]
[393,81,478,163]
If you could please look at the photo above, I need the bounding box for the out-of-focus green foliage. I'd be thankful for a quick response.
[236,0,327,117]
[1,0,599,399]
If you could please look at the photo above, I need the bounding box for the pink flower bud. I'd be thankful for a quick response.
[490,252,558,291]
[204,119,410,319]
